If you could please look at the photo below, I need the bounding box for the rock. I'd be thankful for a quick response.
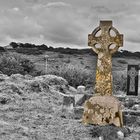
[132,104,140,110]
[62,95,75,110]
[82,96,123,127]
[74,106,84,119]
[99,136,104,140]
[117,131,124,139]
[75,94,85,106]
[77,85,86,94]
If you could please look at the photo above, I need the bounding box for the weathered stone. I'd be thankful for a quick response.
[74,106,84,119]
[82,96,123,127]
[62,95,75,110]
[99,136,104,140]
[82,21,123,127]
[77,85,86,94]
[117,131,124,139]
[132,104,140,110]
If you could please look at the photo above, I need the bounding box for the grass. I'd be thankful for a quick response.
[47,64,95,88]
[0,52,42,76]
[3,50,140,93]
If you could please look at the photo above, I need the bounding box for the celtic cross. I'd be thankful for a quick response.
[88,21,123,96]
[128,67,138,92]
[82,21,124,127]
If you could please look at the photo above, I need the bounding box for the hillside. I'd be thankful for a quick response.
[3,42,140,58]
[0,74,139,139]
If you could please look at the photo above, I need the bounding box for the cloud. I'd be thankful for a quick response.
[0,0,140,51]
[13,7,20,11]
[46,2,71,7]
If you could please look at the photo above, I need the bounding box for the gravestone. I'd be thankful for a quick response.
[62,95,75,110]
[82,21,123,127]
[127,65,139,96]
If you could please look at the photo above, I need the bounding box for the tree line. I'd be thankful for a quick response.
[3,42,139,58]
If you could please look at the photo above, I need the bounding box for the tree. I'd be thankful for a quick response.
[10,42,18,49]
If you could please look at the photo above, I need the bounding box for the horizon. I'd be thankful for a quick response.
[0,0,140,52]
[2,41,140,53]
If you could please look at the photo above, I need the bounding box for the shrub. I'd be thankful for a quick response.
[47,64,95,88]
[58,54,64,58]
[113,71,127,93]
[15,48,44,55]
[47,64,127,93]
[0,53,41,76]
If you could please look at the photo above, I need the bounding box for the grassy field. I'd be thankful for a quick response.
[0,49,140,139]
[9,50,140,72]
[4,49,140,93]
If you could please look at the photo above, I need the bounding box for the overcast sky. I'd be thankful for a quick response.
[0,0,140,52]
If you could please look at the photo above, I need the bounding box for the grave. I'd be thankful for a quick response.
[60,21,140,127]
[73,64,140,126]
[127,65,139,96]
[82,21,123,127]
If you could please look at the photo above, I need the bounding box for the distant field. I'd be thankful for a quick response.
[8,49,140,72]
[5,49,140,92]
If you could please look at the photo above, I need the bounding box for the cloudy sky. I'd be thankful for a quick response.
[0,0,140,52]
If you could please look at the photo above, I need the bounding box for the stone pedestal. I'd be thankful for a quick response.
[82,95,123,127]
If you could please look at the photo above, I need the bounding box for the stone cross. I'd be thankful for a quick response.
[82,21,123,127]
[88,21,123,96]
[127,65,139,96]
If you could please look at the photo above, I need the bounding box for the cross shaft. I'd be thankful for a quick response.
[89,21,123,96]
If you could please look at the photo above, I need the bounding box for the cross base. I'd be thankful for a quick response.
[82,95,123,127]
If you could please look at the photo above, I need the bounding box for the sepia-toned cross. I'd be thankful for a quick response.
[82,21,123,127]
[88,21,123,96]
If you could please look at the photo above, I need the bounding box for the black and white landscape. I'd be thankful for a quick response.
[0,0,140,140]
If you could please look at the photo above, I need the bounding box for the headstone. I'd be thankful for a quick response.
[117,131,124,139]
[77,85,86,94]
[62,95,75,110]
[82,21,123,127]
[127,65,139,96]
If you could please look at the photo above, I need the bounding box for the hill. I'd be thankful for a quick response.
[2,42,140,58]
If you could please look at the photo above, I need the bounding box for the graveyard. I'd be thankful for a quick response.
[0,21,140,139]
[0,0,140,139]
[0,69,139,139]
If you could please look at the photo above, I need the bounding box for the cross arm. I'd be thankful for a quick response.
[110,34,123,47]
[109,34,123,54]
[110,45,119,54]
[88,34,99,54]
